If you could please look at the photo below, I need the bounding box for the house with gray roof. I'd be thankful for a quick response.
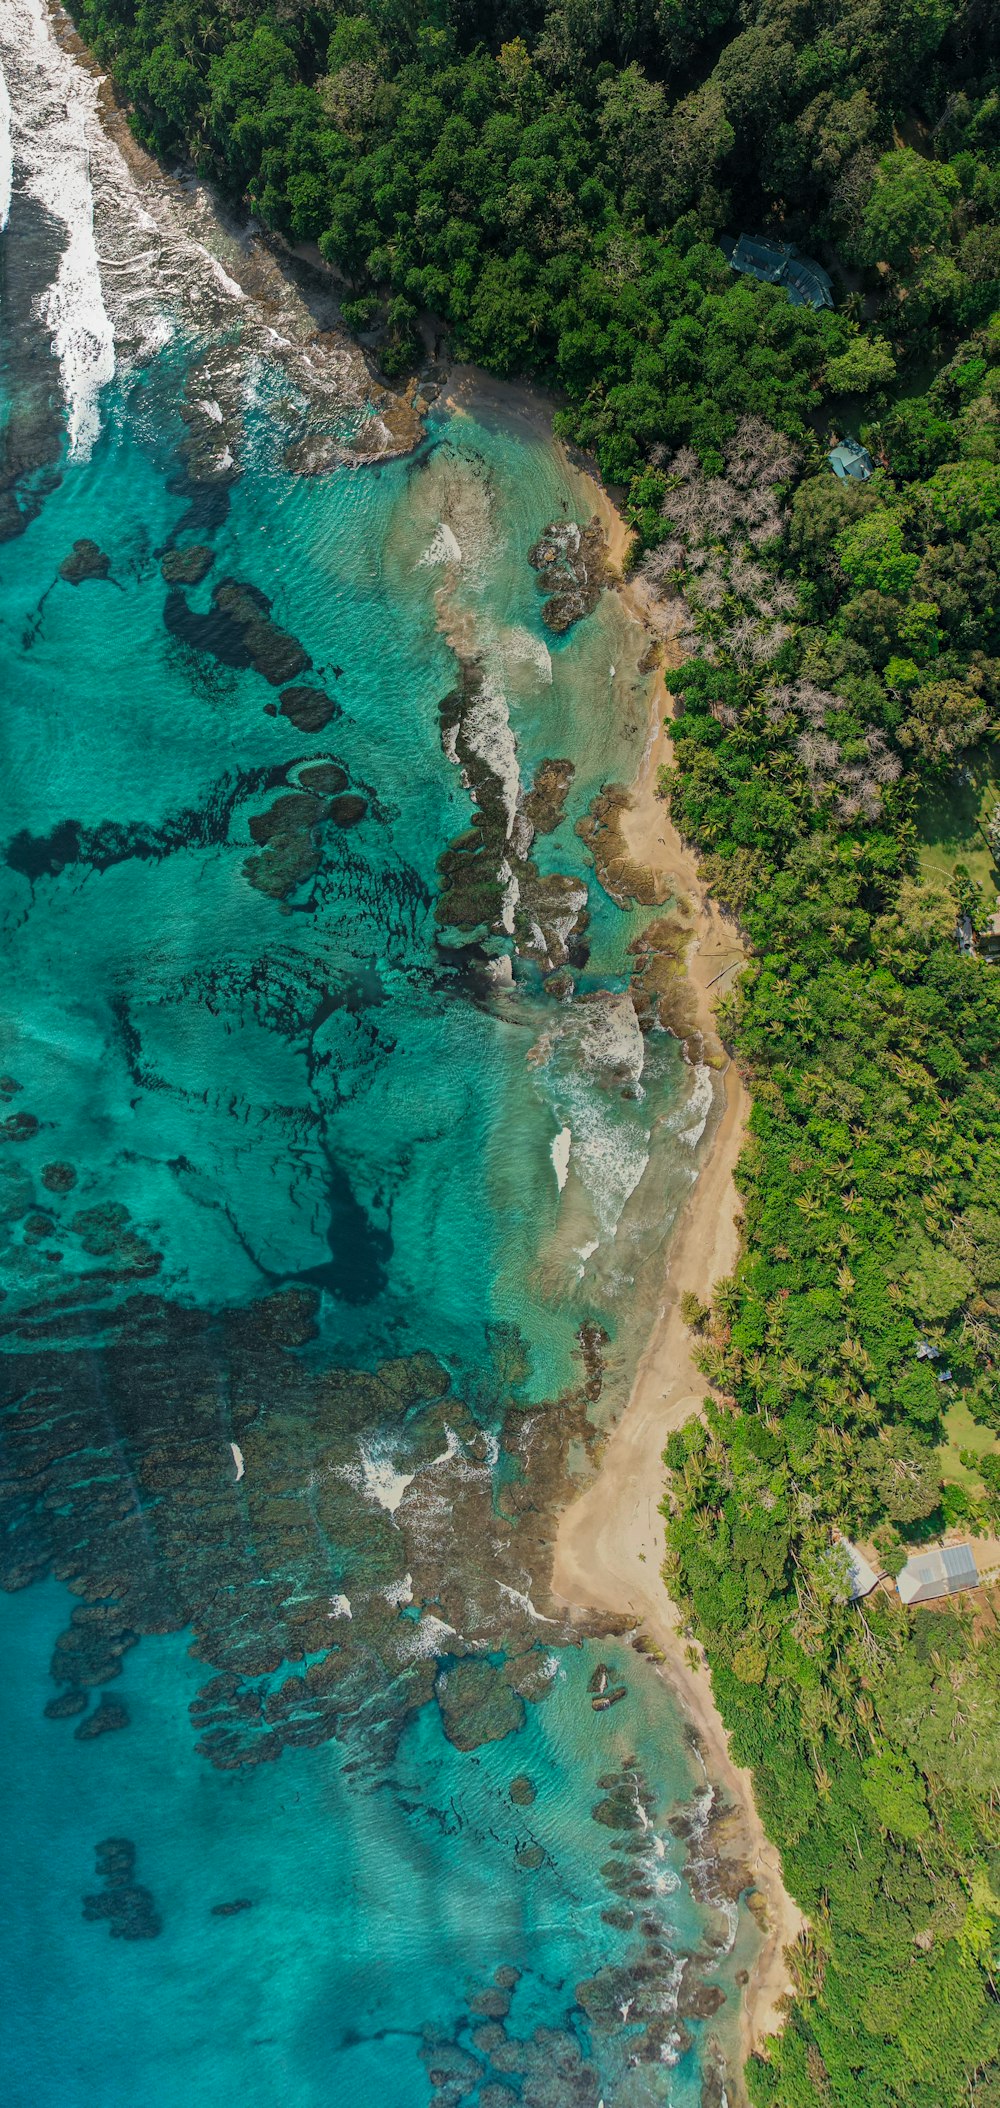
[833,1533,880,1600]
[896,1542,980,1606]
[720,234,834,310]
[828,438,873,481]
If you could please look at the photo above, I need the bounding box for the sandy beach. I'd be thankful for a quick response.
[437,360,805,2065]
[548,475,807,2067]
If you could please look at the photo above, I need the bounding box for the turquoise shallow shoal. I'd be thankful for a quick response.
[0,348,748,2107]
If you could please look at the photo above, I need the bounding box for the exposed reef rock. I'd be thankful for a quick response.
[59,539,111,586]
[435,663,588,971]
[0,1286,605,1769]
[528,519,609,634]
[160,545,215,586]
[523,759,574,835]
[576,783,668,910]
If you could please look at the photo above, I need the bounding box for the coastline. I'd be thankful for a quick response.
[557,463,808,2063]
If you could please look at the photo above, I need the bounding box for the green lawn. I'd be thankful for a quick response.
[917,743,1000,895]
[937,1398,1000,1493]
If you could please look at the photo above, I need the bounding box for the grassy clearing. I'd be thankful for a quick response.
[937,1397,1000,1493]
[917,742,1000,894]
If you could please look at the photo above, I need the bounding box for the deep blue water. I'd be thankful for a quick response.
[0,31,751,2102]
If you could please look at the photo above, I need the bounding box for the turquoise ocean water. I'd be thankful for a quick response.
[0,22,752,2104]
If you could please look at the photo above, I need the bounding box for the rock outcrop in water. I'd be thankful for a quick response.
[59,539,112,585]
[528,519,609,633]
[435,662,589,973]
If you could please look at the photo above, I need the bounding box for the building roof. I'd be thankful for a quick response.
[829,439,873,481]
[723,234,834,310]
[897,1542,979,1605]
[836,1535,880,1599]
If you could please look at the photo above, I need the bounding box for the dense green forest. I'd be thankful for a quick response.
[63,0,1000,2099]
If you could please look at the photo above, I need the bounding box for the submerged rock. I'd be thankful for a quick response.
[211,1897,254,1917]
[59,539,111,586]
[160,544,215,586]
[165,575,311,687]
[435,1657,525,1751]
[279,685,339,732]
[509,1774,536,1806]
[44,1687,88,1720]
[328,793,367,829]
[41,1161,77,1193]
[75,1695,130,1740]
[83,1837,161,1940]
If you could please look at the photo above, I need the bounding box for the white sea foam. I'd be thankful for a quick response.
[418,520,462,568]
[0,0,115,455]
[463,675,521,838]
[497,1581,557,1624]
[498,859,519,935]
[405,1614,456,1658]
[196,242,244,301]
[551,1124,571,1192]
[503,623,552,682]
[340,1439,414,1515]
[676,1060,714,1147]
[0,57,11,233]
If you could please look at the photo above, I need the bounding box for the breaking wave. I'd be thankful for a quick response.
[0,0,114,456]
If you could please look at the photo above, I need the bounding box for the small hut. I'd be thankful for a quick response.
[896,1543,980,1606]
[828,438,873,482]
[834,1534,880,1600]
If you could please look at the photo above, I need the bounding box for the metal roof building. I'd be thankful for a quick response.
[897,1542,980,1606]
[834,1534,880,1600]
[829,438,873,481]
[721,234,834,310]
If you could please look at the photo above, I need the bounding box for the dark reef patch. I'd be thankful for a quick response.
[160,544,215,586]
[59,539,112,586]
[83,1837,161,1941]
[164,576,311,687]
[279,685,340,732]
[0,1284,609,1768]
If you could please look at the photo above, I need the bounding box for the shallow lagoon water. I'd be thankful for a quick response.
[0,27,749,2101]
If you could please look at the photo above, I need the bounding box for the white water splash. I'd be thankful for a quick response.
[0,56,11,233]
[229,1441,245,1482]
[418,520,462,567]
[497,1581,558,1624]
[676,1060,714,1148]
[463,675,522,838]
[0,0,114,455]
[348,1440,415,1516]
[503,623,552,682]
[551,1124,571,1192]
[328,1594,352,1620]
[404,1614,456,1659]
